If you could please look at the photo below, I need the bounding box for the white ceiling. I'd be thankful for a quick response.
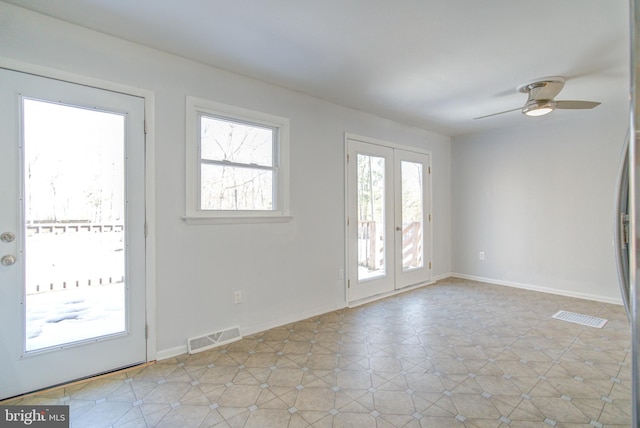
[4,0,630,136]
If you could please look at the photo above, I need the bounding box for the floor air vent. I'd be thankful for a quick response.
[552,310,607,328]
[188,326,242,354]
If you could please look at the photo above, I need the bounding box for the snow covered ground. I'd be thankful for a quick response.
[25,282,125,351]
[23,230,126,351]
[26,230,124,294]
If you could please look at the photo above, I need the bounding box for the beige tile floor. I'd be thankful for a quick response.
[2,278,632,427]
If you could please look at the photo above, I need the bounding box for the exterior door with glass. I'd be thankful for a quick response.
[0,69,147,399]
[347,140,395,301]
[347,139,431,303]
[394,149,431,289]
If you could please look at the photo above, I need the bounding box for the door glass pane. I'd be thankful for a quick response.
[357,154,386,280]
[401,161,423,271]
[23,99,126,352]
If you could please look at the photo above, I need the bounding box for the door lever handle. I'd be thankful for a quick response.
[1,255,16,266]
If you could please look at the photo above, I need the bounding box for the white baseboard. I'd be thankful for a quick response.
[156,345,188,361]
[432,272,452,282]
[450,273,623,305]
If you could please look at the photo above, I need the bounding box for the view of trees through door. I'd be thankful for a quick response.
[357,153,386,280]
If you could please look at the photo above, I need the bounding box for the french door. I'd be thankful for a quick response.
[0,69,147,399]
[347,138,431,303]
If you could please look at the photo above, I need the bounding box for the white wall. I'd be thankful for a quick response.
[451,107,629,303]
[0,3,452,356]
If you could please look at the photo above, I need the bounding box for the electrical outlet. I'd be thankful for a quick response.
[479,252,485,260]
[338,269,344,280]
[234,290,242,304]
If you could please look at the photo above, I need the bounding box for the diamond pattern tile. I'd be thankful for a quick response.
[1,278,631,426]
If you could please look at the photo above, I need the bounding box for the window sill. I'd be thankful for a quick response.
[182,215,293,225]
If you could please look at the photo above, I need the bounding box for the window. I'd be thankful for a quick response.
[185,97,290,224]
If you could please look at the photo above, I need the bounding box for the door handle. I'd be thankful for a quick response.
[1,255,16,266]
[0,232,15,243]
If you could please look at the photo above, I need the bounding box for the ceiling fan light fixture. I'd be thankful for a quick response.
[522,100,556,117]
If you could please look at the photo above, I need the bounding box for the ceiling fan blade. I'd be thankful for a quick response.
[555,100,601,109]
[473,107,522,120]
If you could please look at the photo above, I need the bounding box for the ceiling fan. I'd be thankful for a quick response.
[474,76,601,120]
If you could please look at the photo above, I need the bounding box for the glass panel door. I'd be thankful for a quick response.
[395,149,431,289]
[400,161,424,272]
[347,140,394,301]
[0,69,147,400]
[357,153,387,280]
[23,99,127,352]
[347,141,431,304]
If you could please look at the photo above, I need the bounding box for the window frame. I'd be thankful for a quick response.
[185,96,291,224]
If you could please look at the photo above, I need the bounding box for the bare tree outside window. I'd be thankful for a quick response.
[199,115,276,211]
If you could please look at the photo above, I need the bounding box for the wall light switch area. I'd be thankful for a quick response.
[338,269,344,280]
[234,290,242,304]
[479,252,485,260]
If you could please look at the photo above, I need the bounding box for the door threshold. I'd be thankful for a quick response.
[0,361,155,403]
[347,280,433,308]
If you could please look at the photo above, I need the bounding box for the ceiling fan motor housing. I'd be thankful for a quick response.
[518,78,565,116]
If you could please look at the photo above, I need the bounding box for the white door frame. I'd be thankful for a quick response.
[0,59,157,364]
[344,132,433,306]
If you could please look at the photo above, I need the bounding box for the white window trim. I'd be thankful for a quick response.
[184,96,291,225]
